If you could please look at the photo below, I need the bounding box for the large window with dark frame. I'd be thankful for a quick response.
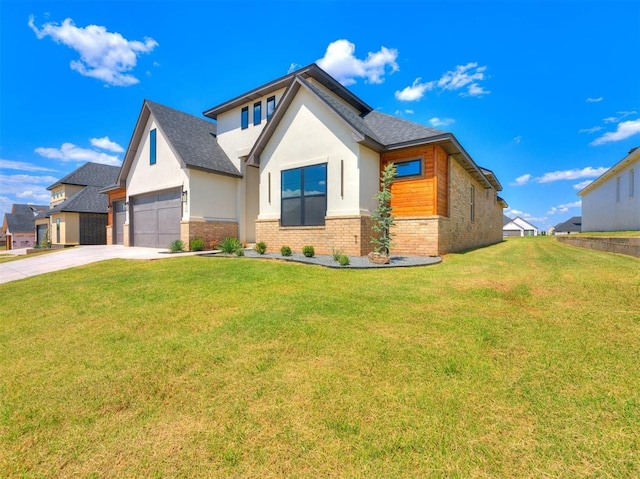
[266,96,276,120]
[395,159,422,178]
[253,101,262,125]
[150,128,157,165]
[241,106,249,129]
[281,164,327,226]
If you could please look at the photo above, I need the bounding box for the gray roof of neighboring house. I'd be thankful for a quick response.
[46,186,109,215]
[3,204,48,233]
[554,216,582,233]
[503,215,514,226]
[146,101,241,177]
[48,162,120,190]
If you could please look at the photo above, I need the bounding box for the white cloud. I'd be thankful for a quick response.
[573,180,593,190]
[0,159,57,172]
[0,196,15,221]
[547,200,581,215]
[513,135,522,144]
[394,109,414,116]
[28,15,158,86]
[586,97,603,103]
[287,63,300,74]
[590,119,640,146]
[579,126,603,134]
[16,190,51,202]
[437,62,489,97]
[395,77,435,101]
[506,209,547,223]
[90,136,124,153]
[511,173,531,186]
[317,39,399,86]
[0,174,58,205]
[536,166,608,183]
[35,142,121,166]
[428,117,455,127]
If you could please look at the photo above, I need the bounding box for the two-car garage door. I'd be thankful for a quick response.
[131,188,181,248]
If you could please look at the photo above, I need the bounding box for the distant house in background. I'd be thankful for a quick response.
[2,204,48,249]
[553,216,582,235]
[578,147,639,232]
[503,215,539,237]
[35,162,120,246]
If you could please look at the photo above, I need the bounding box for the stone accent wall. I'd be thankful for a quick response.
[105,225,113,246]
[256,215,374,256]
[181,219,239,250]
[123,224,130,247]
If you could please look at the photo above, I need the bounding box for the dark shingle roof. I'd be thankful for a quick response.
[146,101,241,177]
[363,111,446,146]
[503,215,514,226]
[47,186,109,214]
[48,162,120,189]
[3,204,48,233]
[554,216,582,233]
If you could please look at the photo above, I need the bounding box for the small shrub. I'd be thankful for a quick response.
[338,254,350,266]
[331,248,343,262]
[235,247,245,257]
[280,245,292,256]
[220,237,242,254]
[302,245,315,258]
[190,238,205,251]
[255,242,267,254]
[169,239,186,253]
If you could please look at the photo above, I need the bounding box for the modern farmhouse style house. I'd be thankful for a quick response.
[106,64,506,255]
[579,147,639,232]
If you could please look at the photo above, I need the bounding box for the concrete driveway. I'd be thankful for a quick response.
[0,245,200,285]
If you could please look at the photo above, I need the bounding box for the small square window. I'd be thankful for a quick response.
[241,106,249,130]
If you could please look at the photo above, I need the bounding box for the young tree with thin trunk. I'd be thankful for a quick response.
[371,163,397,256]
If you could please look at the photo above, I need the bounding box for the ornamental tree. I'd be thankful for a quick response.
[371,162,397,255]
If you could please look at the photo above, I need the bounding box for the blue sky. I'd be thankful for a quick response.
[1,0,639,230]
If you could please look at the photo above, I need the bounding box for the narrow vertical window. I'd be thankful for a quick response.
[150,128,157,165]
[253,102,262,125]
[266,96,276,120]
[616,176,621,202]
[268,172,271,204]
[241,106,249,129]
[630,169,635,198]
[470,185,475,222]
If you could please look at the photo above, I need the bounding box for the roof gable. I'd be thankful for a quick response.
[578,147,639,196]
[118,100,241,184]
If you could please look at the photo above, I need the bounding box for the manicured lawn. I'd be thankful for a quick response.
[1,237,639,478]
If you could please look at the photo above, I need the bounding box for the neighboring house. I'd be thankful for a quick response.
[553,216,582,235]
[2,204,48,249]
[36,162,120,246]
[578,147,639,232]
[503,215,539,236]
[112,63,506,255]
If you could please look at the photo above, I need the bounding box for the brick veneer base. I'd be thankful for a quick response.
[256,215,375,256]
[181,220,239,251]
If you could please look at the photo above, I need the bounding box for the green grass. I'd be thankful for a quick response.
[573,231,640,237]
[1,237,639,478]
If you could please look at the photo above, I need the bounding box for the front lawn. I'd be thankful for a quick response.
[1,237,638,478]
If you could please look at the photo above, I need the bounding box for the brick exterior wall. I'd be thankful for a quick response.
[256,215,374,256]
[391,217,441,256]
[437,159,503,254]
[181,219,239,250]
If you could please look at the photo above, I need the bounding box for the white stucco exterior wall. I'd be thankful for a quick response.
[187,169,239,221]
[257,87,366,221]
[582,156,639,231]
[126,118,189,207]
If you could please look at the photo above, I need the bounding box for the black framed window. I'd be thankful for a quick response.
[150,128,157,165]
[395,159,422,178]
[241,106,249,129]
[281,164,327,226]
[470,185,476,222]
[266,96,276,120]
[253,102,262,125]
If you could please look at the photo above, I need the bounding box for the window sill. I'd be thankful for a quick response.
[279,225,326,231]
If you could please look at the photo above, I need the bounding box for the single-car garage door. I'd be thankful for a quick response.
[131,188,181,248]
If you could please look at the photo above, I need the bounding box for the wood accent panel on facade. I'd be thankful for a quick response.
[381,145,449,217]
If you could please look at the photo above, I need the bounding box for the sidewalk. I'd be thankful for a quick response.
[0,245,200,284]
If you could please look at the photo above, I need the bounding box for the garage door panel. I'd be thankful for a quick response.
[132,189,181,248]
